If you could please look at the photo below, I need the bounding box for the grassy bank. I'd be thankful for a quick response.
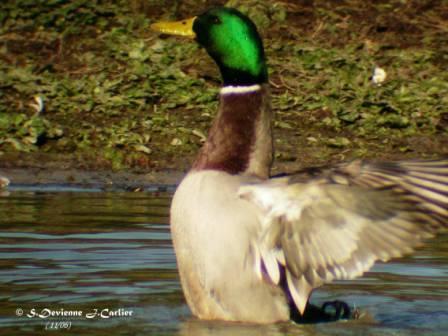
[0,0,447,174]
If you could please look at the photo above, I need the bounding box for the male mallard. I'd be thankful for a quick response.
[152,7,448,323]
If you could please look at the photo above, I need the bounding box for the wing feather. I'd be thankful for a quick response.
[239,158,448,314]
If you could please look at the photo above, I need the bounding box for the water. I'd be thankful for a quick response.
[0,189,447,335]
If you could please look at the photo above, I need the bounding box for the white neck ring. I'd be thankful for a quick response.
[220,85,261,95]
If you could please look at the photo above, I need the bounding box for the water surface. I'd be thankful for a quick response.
[0,189,447,335]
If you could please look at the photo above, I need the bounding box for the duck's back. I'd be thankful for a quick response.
[170,170,289,322]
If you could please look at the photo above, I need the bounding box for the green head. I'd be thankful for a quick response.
[151,7,268,85]
[193,8,267,85]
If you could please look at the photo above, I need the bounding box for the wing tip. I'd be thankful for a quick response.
[286,272,312,316]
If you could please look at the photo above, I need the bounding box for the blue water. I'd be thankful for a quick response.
[0,189,447,335]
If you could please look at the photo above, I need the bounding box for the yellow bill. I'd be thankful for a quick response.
[150,17,197,38]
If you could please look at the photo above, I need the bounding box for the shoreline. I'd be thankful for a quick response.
[0,167,185,191]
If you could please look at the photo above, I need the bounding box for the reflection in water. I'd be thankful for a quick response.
[0,190,447,336]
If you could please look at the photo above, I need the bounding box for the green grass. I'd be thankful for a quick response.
[0,0,447,171]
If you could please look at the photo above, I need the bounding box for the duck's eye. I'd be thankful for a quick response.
[210,15,222,25]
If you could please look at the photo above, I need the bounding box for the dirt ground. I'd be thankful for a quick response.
[0,0,447,186]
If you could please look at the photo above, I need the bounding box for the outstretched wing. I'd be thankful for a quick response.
[239,159,448,314]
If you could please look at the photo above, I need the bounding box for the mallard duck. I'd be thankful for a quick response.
[151,7,448,323]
